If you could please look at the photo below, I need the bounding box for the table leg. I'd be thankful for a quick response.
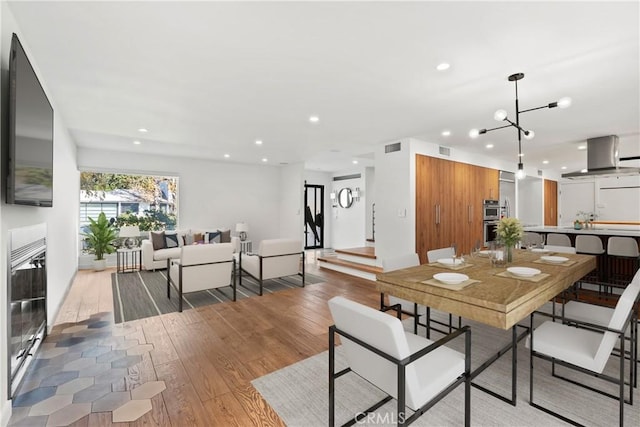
[470,323,529,406]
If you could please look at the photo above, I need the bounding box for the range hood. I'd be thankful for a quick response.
[561,135,640,179]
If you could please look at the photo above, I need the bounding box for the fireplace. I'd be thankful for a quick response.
[8,224,47,397]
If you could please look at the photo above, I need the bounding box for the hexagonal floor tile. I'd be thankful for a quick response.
[46,402,91,426]
[72,383,111,403]
[55,337,86,348]
[112,399,152,423]
[36,347,68,360]
[127,344,154,356]
[12,386,56,407]
[112,339,139,351]
[131,381,166,400]
[91,391,131,412]
[61,325,88,334]
[29,394,73,416]
[111,355,142,369]
[81,346,112,358]
[40,370,79,387]
[96,349,126,364]
[87,320,111,329]
[94,368,127,385]
[56,377,94,395]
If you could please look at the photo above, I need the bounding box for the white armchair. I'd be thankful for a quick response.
[239,239,304,296]
[328,296,470,426]
[167,242,235,312]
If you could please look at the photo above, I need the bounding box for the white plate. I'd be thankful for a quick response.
[540,255,569,264]
[507,267,541,277]
[433,273,469,285]
[437,258,463,266]
[531,248,550,253]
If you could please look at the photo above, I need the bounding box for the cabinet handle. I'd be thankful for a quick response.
[435,204,441,225]
[468,205,472,223]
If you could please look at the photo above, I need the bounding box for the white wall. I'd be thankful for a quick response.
[278,163,304,242]
[331,171,366,249]
[1,6,80,423]
[77,148,282,246]
[364,167,375,241]
[517,177,543,225]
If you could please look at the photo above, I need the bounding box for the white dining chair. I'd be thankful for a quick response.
[606,236,640,294]
[381,253,423,334]
[528,271,640,426]
[328,296,470,427]
[427,247,462,336]
[575,235,606,295]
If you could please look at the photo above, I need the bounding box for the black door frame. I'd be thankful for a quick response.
[304,183,324,249]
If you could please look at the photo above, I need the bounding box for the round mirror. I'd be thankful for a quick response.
[338,188,353,208]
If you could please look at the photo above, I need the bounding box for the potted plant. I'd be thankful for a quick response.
[82,212,118,271]
[495,217,523,263]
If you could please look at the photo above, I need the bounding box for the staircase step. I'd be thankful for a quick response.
[334,247,376,259]
[318,255,383,275]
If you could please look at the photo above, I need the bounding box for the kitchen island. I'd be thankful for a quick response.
[523,225,640,239]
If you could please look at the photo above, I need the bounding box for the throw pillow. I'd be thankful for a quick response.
[193,232,204,244]
[151,231,165,250]
[219,229,231,243]
[206,231,221,244]
[183,233,194,245]
[165,232,180,248]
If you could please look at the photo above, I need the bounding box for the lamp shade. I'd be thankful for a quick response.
[119,226,140,238]
[235,223,249,233]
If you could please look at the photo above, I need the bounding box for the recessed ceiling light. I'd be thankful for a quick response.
[133,140,141,145]
[262,158,268,162]
[255,140,263,145]
[561,166,567,170]
[137,128,148,133]
[309,116,319,123]
[441,130,451,137]
[542,160,549,164]
[578,145,587,150]
[436,63,450,71]
[485,144,494,149]
[352,160,358,164]
[224,154,230,158]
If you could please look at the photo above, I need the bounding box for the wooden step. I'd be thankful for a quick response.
[334,246,376,259]
[317,255,383,274]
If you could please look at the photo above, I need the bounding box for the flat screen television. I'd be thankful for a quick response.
[6,33,54,207]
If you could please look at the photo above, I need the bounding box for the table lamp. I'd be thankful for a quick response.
[235,223,249,241]
[119,226,140,248]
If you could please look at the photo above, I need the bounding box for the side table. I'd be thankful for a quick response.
[116,247,142,273]
[240,240,252,253]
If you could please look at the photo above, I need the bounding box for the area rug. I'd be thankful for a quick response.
[111,270,324,323]
[252,315,640,426]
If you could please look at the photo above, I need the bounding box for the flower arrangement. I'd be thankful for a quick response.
[576,210,597,227]
[495,217,524,248]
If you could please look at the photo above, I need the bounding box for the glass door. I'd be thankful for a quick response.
[304,184,324,249]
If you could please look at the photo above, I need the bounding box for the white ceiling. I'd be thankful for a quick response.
[7,1,640,173]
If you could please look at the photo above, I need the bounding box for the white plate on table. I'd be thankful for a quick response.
[437,258,463,266]
[531,248,550,254]
[433,273,469,285]
[540,255,569,264]
[507,267,541,277]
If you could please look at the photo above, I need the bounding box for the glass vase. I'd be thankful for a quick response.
[506,245,513,263]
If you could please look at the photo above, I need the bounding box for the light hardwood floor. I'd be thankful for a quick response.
[50,259,379,426]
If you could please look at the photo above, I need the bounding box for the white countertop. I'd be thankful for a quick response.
[523,226,640,238]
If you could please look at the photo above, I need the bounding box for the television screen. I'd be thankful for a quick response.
[7,33,54,207]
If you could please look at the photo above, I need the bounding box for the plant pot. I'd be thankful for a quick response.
[93,259,106,271]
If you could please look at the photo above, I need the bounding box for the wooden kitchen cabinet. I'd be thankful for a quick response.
[544,179,558,226]
[416,155,498,262]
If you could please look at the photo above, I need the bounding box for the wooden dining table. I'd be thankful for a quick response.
[376,249,596,405]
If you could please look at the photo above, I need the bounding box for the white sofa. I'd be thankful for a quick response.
[141,228,239,271]
[238,238,304,295]
[167,242,236,312]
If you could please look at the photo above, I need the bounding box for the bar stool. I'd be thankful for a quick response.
[546,233,571,247]
[575,235,606,295]
[606,236,640,295]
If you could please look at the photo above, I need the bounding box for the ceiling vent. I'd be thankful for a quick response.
[562,135,640,179]
[385,142,401,153]
[439,146,451,156]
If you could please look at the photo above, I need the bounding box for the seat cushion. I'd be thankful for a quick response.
[528,321,605,373]
[153,247,182,261]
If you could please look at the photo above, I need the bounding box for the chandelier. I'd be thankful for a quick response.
[469,72,571,179]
